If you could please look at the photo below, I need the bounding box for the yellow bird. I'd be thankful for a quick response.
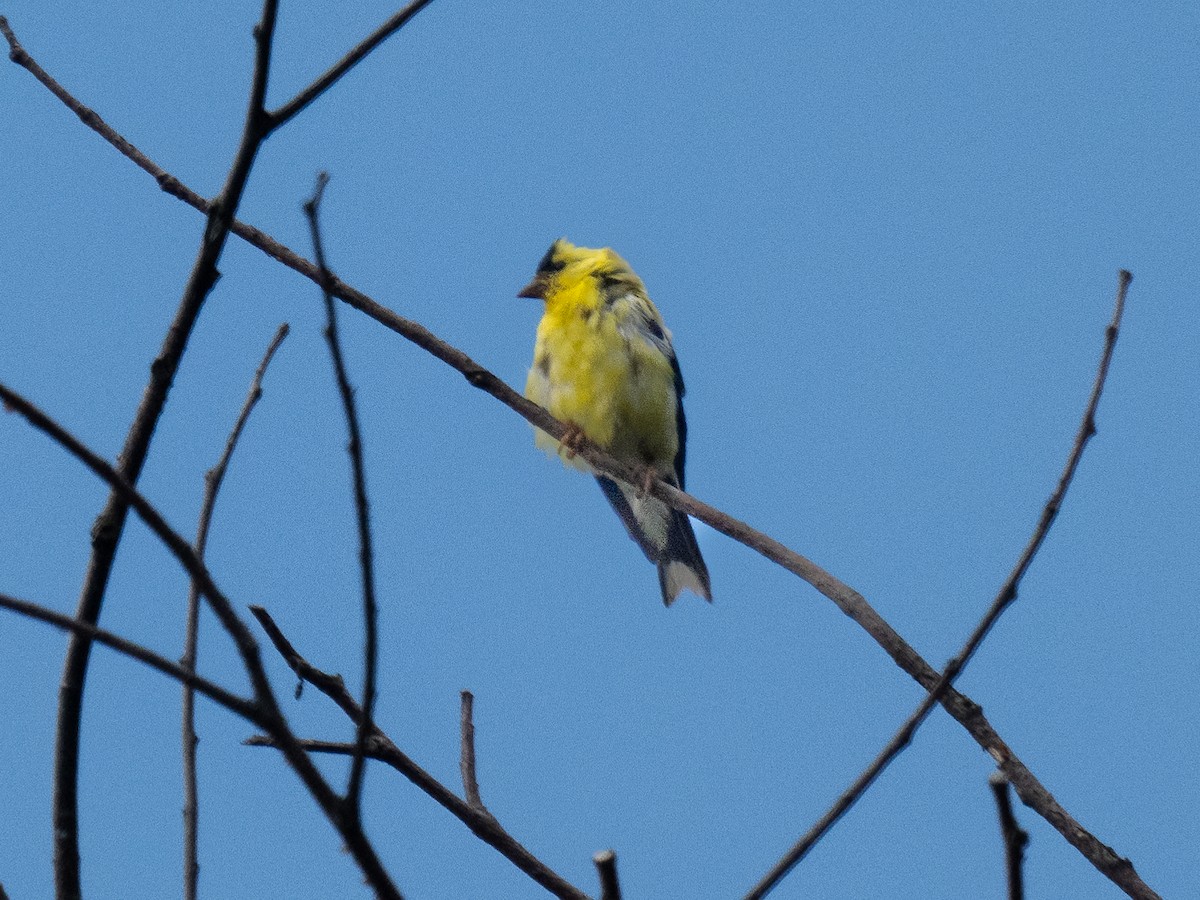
[520,238,711,605]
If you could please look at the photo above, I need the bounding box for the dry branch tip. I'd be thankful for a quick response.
[594,849,622,900]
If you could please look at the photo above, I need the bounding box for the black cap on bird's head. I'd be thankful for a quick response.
[518,238,640,301]
[518,237,570,300]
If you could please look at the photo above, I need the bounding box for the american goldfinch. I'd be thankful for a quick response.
[520,238,711,605]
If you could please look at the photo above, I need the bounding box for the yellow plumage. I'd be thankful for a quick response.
[520,238,711,605]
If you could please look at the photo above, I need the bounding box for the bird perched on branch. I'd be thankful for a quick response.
[520,238,711,605]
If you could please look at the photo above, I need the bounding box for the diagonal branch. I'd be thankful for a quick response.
[303,173,379,818]
[267,0,437,128]
[940,270,1131,678]
[0,383,405,900]
[249,605,361,722]
[248,606,592,900]
[2,21,1158,900]
[182,323,289,900]
[745,271,1133,899]
[0,592,257,720]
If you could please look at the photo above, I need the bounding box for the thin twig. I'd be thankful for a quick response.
[2,23,1158,898]
[743,690,935,900]
[0,592,257,719]
[182,323,288,900]
[990,770,1029,900]
[303,173,378,818]
[0,383,405,900]
[245,735,363,753]
[248,607,592,900]
[459,691,486,811]
[249,605,358,720]
[745,270,1134,899]
[943,270,1132,679]
[267,0,437,127]
[593,850,622,900]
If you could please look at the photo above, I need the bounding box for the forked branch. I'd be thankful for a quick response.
[0,384,405,900]
[0,7,435,895]
[248,606,591,900]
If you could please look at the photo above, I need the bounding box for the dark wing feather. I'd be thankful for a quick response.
[670,352,687,491]
[594,476,658,563]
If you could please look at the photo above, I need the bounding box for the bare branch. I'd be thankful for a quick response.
[302,172,379,820]
[743,690,934,900]
[1,3,428,889]
[941,270,1132,681]
[189,323,290,579]
[0,593,257,721]
[268,0,437,127]
[4,3,285,894]
[249,605,359,721]
[0,384,405,900]
[459,691,486,812]
[182,323,289,900]
[0,16,180,194]
[245,735,359,754]
[1,21,1158,898]
[746,270,1135,899]
[248,607,591,900]
[593,850,622,900]
[990,771,1029,900]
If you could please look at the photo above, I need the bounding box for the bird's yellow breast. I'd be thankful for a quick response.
[526,279,678,471]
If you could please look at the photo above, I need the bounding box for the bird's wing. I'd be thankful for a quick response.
[612,294,690,490]
[613,293,675,360]
[669,352,687,490]
[595,475,661,564]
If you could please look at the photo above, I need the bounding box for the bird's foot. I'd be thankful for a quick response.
[635,465,658,499]
[559,422,586,459]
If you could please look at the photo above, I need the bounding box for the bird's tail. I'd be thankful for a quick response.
[595,476,712,605]
[657,506,711,606]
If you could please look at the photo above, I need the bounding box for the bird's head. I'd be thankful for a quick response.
[518,238,642,302]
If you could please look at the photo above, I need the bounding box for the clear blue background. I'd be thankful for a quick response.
[2,2,1196,898]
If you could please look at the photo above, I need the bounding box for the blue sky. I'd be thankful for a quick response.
[2,2,1197,898]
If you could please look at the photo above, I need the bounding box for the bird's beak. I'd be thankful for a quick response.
[518,274,549,300]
